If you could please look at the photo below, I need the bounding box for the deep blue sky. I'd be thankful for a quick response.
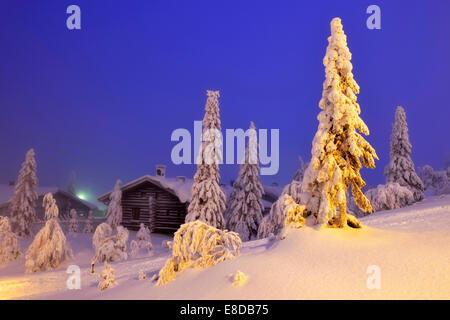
[1,1,449,206]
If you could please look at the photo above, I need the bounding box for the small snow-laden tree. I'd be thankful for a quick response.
[0,216,22,265]
[68,209,78,234]
[418,165,450,196]
[10,149,38,237]
[129,223,153,258]
[227,122,265,241]
[91,223,129,273]
[25,193,73,273]
[106,180,123,230]
[83,210,94,233]
[292,156,308,183]
[302,18,378,228]
[364,183,415,212]
[257,180,307,239]
[185,90,227,229]
[384,106,424,202]
[98,261,117,291]
[157,220,241,286]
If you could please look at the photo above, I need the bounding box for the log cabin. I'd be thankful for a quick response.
[98,165,281,233]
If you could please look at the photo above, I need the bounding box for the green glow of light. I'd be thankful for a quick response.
[77,193,87,200]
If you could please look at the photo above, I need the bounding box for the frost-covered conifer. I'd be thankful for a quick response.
[83,210,94,233]
[292,156,308,183]
[68,209,78,234]
[25,193,73,272]
[91,223,128,273]
[384,106,424,202]
[302,18,378,228]
[106,180,123,230]
[98,261,117,291]
[227,122,264,241]
[364,183,415,212]
[129,223,153,258]
[10,149,38,237]
[185,90,226,229]
[0,216,22,265]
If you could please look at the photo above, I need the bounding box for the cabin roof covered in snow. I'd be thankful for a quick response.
[98,175,282,208]
[0,184,97,210]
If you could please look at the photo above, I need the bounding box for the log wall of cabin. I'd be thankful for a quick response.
[121,181,187,233]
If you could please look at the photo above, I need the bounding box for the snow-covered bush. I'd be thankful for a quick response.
[418,165,450,196]
[68,209,78,234]
[98,261,117,291]
[302,18,378,228]
[10,149,38,237]
[91,223,129,273]
[138,271,146,280]
[106,179,123,230]
[227,122,264,241]
[161,240,173,249]
[258,194,306,240]
[231,270,247,287]
[129,223,153,258]
[185,90,226,229]
[157,220,241,286]
[0,216,22,265]
[83,210,94,233]
[25,193,73,273]
[384,106,424,202]
[364,183,415,212]
[257,182,307,239]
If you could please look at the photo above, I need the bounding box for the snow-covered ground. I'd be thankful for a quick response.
[1,195,450,300]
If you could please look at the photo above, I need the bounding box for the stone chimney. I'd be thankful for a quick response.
[156,165,166,178]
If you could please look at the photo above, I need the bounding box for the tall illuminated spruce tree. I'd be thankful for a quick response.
[185,90,226,229]
[302,18,378,228]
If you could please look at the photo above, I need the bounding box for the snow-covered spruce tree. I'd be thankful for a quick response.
[223,180,239,224]
[384,106,424,202]
[227,122,264,241]
[292,156,308,183]
[185,90,226,229]
[83,210,94,233]
[68,209,78,234]
[10,149,38,237]
[25,193,73,273]
[365,183,415,212]
[91,223,128,273]
[157,220,241,285]
[98,261,117,291]
[130,223,153,258]
[106,179,123,230]
[302,18,378,228]
[0,216,22,265]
